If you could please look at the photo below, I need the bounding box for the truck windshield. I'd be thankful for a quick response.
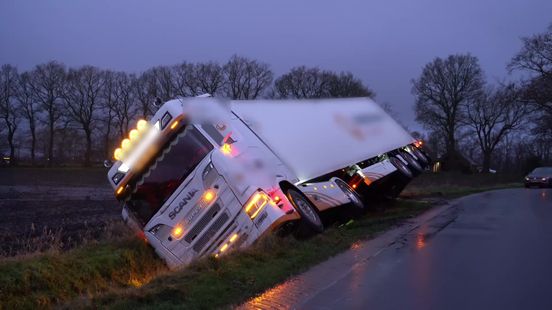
[125,126,213,226]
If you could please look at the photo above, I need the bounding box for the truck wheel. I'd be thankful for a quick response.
[286,188,324,233]
[411,148,428,165]
[333,178,366,212]
[390,156,413,179]
[400,151,423,173]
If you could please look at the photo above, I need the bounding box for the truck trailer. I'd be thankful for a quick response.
[107,96,429,269]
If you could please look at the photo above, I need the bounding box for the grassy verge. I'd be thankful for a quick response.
[401,172,522,198]
[0,239,166,309]
[0,200,430,309]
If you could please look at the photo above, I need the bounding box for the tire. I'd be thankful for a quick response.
[411,147,429,165]
[389,156,413,179]
[400,151,423,173]
[333,178,366,215]
[286,188,324,233]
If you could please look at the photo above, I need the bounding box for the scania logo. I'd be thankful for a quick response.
[168,189,199,220]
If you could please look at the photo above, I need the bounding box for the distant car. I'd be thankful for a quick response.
[524,167,552,188]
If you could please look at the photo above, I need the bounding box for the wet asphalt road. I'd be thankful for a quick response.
[241,188,552,310]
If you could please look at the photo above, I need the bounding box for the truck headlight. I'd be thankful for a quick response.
[244,190,272,220]
[149,223,184,241]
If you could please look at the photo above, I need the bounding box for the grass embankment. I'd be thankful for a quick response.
[1,200,430,309]
[0,239,166,309]
[402,172,522,198]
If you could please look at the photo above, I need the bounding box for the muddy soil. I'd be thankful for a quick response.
[0,184,122,256]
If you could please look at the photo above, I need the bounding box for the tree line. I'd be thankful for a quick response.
[1,25,550,172]
[0,55,372,166]
[412,24,552,173]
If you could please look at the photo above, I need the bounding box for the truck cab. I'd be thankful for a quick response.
[107,98,298,268]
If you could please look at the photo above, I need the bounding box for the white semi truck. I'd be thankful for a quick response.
[107,97,429,269]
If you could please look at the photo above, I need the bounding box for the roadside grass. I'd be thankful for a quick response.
[0,200,431,309]
[401,171,523,198]
[0,239,167,309]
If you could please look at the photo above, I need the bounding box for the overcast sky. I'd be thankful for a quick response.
[1,0,551,130]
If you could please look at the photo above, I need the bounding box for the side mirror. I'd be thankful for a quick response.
[103,160,113,168]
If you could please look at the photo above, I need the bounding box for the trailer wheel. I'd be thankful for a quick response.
[400,151,423,173]
[390,156,413,179]
[333,178,366,212]
[411,147,428,165]
[286,188,324,233]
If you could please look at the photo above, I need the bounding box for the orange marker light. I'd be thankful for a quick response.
[273,196,281,202]
[220,243,229,252]
[172,226,184,238]
[121,138,131,150]
[170,120,179,130]
[129,129,139,141]
[352,184,357,189]
[229,233,239,243]
[113,148,123,161]
[221,143,232,155]
[116,186,124,195]
[137,119,148,132]
[202,189,216,203]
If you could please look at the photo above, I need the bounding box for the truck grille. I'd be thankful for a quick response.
[193,211,229,253]
[185,203,221,243]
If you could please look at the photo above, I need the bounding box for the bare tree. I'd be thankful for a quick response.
[508,24,552,114]
[28,61,66,166]
[15,72,39,164]
[274,66,373,99]
[171,61,224,97]
[172,62,196,97]
[327,72,374,98]
[100,70,118,159]
[412,54,484,157]
[223,55,273,99]
[509,24,552,148]
[508,24,552,82]
[0,65,20,164]
[194,62,225,96]
[465,84,530,172]
[113,72,136,138]
[147,66,176,102]
[274,66,331,98]
[63,66,103,166]
[133,72,156,118]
